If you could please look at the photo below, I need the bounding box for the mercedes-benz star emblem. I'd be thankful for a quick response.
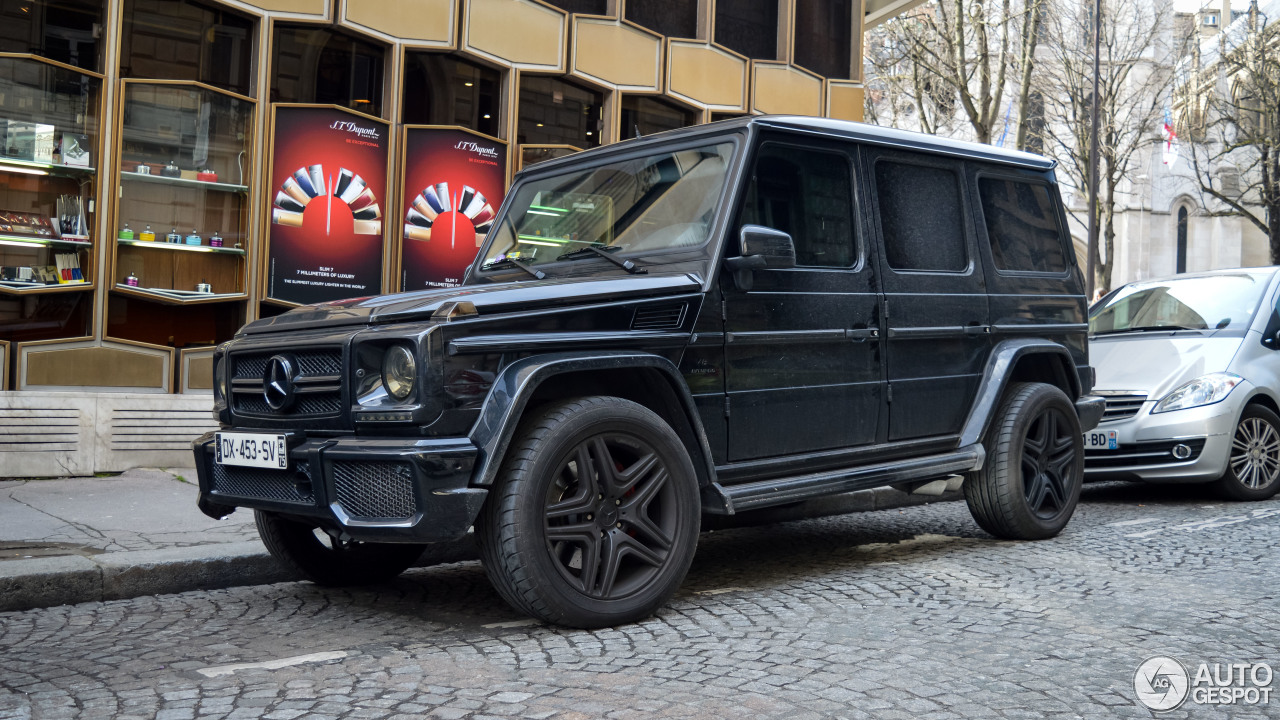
[263,355,297,412]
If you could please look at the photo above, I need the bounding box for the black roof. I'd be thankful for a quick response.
[521,115,1056,177]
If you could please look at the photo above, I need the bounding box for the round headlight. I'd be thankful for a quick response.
[381,345,416,400]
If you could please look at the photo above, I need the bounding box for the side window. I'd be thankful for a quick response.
[739,144,854,267]
[979,177,1068,274]
[874,160,967,272]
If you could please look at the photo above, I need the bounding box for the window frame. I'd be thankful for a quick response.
[974,170,1073,279]
[870,153,973,276]
[734,139,862,271]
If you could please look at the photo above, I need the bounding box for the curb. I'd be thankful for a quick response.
[0,488,960,614]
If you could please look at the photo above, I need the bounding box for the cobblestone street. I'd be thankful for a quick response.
[2,482,1278,720]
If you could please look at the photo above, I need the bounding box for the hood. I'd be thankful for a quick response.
[1091,332,1245,398]
[241,272,703,335]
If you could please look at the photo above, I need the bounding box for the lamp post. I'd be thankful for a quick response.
[1086,0,1102,301]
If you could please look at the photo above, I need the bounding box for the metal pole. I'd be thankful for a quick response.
[1086,0,1102,301]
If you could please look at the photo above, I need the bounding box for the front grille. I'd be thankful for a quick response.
[332,461,417,520]
[1085,438,1206,469]
[231,348,344,419]
[210,460,315,505]
[632,303,688,330]
[1099,394,1147,423]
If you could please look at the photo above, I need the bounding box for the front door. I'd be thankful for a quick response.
[721,138,883,462]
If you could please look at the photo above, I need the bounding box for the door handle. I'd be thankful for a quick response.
[963,324,991,335]
[846,328,879,341]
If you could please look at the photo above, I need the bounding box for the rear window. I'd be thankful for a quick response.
[874,160,967,272]
[979,177,1067,274]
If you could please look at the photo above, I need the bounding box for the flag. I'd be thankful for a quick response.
[1162,106,1180,167]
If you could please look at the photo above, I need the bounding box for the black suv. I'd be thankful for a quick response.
[194,116,1104,628]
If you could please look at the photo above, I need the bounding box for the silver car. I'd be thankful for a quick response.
[1085,267,1280,500]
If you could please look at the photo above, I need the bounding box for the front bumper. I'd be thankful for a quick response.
[193,431,484,543]
[1083,391,1244,483]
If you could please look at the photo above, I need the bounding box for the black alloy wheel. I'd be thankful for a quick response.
[965,382,1084,540]
[477,396,700,628]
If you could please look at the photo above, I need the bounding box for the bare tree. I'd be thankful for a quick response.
[864,0,1045,150]
[1036,0,1168,294]
[1182,3,1280,262]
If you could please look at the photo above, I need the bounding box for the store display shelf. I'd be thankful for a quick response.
[120,171,248,193]
[0,234,93,249]
[0,157,96,178]
[114,283,245,304]
[117,238,245,255]
[0,280,92,295]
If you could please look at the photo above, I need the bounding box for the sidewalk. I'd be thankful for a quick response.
[0,468,958,614]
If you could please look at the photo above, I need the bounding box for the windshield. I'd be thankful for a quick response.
[476,141,736,274]
[1090,272,1271,334]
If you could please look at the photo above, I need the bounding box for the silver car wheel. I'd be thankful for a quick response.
[1229,417,1280,490]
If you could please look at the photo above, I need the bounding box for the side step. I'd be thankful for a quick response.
[705,444,984,515]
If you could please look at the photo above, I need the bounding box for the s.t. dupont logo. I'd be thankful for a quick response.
[454,140,500,159]
[330,120,381,140]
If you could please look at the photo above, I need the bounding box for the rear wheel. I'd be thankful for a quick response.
[1216,405,1280,501]
[255,510,426,586]
[476,396,700,628]
[965,382,1084,539]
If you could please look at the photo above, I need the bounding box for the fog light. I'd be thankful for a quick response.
[1172,443,1193,460]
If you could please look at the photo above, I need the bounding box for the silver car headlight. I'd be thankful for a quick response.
[1152,372,1243,414]
[381,345,417,401]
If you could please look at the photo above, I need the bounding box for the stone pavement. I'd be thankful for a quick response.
[1,481,1277,719]
[0,468,953,613]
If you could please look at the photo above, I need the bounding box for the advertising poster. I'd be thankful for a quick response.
[266,106,388,305]
[400,127,507,290]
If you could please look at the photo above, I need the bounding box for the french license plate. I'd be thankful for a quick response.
[215,432,288,469]
[1083,429,1118,450]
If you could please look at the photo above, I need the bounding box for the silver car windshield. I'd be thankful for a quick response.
[1090,272,1272,334]
[478,142,735,272]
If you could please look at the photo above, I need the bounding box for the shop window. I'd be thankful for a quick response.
[794,0,851,79]
[517,76,602,148]
[0,0,102,72]
[120,0,254,97]
[875,160,967,272]
[541,0,606,14]
[715,0,778,60]
[626,0,697,39]
[978,177,1066,274]
[272,26,385,116]
[738,144,855,268]
[403,53,500,136]
[619,96,694,139]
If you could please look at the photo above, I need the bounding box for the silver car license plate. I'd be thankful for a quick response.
[215,432,288,469]
[1083,429,1117,450]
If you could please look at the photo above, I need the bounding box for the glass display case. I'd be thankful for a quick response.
[0,55,101,299]
[111,80,253,304]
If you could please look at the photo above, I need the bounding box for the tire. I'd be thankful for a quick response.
[964,382,1084,540]
[255,510,427,586]
[1215,404,1280,501]
[475,396,701,628]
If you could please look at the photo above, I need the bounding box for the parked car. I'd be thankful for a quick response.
[193,116,1103,627]
[1086,267,1280,500]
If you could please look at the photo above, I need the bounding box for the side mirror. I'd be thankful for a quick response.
[724,225,795,289]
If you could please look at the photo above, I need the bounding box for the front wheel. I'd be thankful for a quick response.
[476,396,701,628]
[965,382,1084,540]
[1216,405,1280,501]
[255,510,427,586]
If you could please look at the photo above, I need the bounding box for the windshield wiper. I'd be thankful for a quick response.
[481,256,545,280]
[1092,324,1200,336]
[557,245,646,274]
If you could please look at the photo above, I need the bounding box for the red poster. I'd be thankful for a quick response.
[266,106,388,305]
[400,127,507,290]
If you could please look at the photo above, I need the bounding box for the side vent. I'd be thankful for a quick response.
[631,303,688,331]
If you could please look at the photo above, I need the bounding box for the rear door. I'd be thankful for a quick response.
[864,148,990,442]
[720,136,884,461]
